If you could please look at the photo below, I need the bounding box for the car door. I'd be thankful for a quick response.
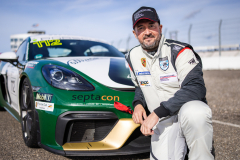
[7,40,28,112]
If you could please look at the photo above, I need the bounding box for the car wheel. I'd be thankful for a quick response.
[20,78,39,148]
[0,106,5,111]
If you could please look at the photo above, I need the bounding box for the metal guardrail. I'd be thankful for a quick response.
[194,44,240,52]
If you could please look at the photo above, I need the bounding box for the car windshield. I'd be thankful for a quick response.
[28,39,124,60]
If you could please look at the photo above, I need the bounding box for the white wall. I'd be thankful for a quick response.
[202,56,240,70]
[199,50,240,70]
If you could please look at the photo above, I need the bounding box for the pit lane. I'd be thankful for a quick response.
[0,70,240,160]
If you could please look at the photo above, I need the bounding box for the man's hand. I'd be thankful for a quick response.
[132,104,147,124]
[140,112,159,136]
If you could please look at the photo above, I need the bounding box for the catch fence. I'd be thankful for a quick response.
[113,17,240,56]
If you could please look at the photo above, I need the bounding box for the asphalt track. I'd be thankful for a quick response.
[0,70,240,160]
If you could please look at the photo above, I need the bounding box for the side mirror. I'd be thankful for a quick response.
[0,52,24,69]
[0,52,18,62]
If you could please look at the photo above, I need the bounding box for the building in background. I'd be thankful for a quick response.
[10,30,45,52]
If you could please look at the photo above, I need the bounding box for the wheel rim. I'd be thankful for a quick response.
[21,81,33,140]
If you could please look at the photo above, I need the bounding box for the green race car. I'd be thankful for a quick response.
[0,35,150,156]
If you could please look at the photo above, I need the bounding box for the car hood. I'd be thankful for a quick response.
[49,57,134,89]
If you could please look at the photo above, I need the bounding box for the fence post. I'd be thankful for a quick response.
[219,19,222,56]
[118,39,122,49]
[188,24,192,44]
[126,34,131,51]
[169,31,178,40]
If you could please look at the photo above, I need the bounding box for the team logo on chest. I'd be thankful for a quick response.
[141,58,146,67]
[159,57,169,71]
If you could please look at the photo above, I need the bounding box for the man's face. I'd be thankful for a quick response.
[133,20,162,52]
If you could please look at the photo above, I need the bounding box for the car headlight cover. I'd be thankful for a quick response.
[50,69,64,82]
[42,65,94,91]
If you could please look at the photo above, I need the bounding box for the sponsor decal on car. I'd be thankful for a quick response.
[25,61,39,69]
[139,80,151,87]
[141,58,146,67]
[160,72,178,83]
[34,54,43,59]
[35,101,54,112]
[32,39,62,48]
[72,94,120,102]
[70,103,114,106]
[135,71,151,76]
[67,58,99,65]
[35,92,53,102]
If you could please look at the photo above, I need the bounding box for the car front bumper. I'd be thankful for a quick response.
[48,111,150,156]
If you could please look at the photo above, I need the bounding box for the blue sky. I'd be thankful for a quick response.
[0,0,240,52]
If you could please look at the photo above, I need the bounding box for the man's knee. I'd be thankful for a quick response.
[179,100,212,128]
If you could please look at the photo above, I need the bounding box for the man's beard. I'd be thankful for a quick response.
[139,34,161,51]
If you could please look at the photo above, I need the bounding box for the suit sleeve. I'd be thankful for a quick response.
[125,53,147,108]
[154,48,207,117]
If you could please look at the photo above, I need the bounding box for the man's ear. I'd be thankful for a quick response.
[133,30,138,39]
[159,24,163,34]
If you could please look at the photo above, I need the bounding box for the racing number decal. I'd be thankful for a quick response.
[33,39,62,48]
[33,41,43,48]
[50,39,62,46]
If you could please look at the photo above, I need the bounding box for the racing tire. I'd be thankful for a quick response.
[20,78,39,148]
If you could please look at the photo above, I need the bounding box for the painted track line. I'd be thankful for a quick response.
[213,120,240,128]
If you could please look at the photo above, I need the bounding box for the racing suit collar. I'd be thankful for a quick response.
[141,34,166,59]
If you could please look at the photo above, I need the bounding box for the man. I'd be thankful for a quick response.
[126,6,214,160]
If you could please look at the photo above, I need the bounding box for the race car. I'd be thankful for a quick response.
[0,35,150,156]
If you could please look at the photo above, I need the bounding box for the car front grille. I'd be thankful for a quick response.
[68,119,118,142]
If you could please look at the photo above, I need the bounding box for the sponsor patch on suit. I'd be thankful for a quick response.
[188,58,198,65]
[173,45,182,51]
[160,72,178,83]
[135,71,151,76]
[141,58,146,67]
[159,57,169,71]
[138,80,151,87]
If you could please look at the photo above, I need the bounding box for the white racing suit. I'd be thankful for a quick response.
[125,35,214,160]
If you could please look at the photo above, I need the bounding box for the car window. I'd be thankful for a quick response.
[83,45,110,56]
[16,40,27,61]
[28,39,124,60]
[47,48,71,57]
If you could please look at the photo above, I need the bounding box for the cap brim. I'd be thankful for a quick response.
[133,17,157,29]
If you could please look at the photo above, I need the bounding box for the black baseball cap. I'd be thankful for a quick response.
[132,6,160,29]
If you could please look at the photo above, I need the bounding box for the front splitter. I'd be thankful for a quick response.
[40,135,150,156]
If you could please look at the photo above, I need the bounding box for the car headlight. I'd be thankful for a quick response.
[42,65,94,91]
